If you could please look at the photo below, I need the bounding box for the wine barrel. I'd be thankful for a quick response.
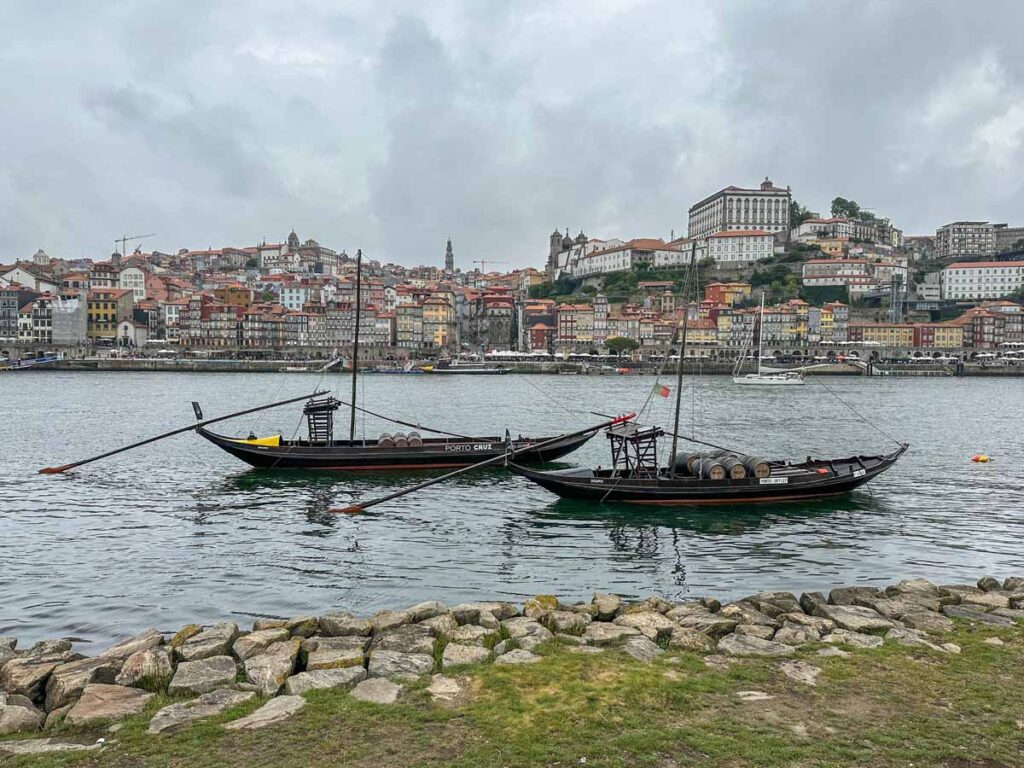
[377,433,395,448]
[742,456,771,478]
[695,458,726,480]
[407,431,423,447]
[721,457,748,480]
[685,450,732,474]
[393,432,409,447]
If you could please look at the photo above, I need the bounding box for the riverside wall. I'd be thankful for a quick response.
[18,357,1024,375]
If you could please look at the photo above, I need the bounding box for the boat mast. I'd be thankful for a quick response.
[669,241,697,477]
[757,292,765,377]
[349,249,363,441]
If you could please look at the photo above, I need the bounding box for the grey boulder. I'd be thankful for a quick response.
[100,629,164,660]
[612,611,677,641]
[442,643,491,668]
[244,639,300,696]
[148,689,255,735]
[319,613,373,637]
[350,678,403,704]
[667,627,716,653]
[813,605,894,633]
[374,625,436,655]
[115,647,175,691]
[717,634,793,657]
[581,622,641,646]
[168,655,237,696]
[45,656,124,712]
[177,622,239,662]
[304,636,369,671]
[942,605,1015,627]
[0,693,44,734]
[366,650,434,680]
[621,636,663,664]
[232,628,291,661]
[284,667,367,696]
[64,683,153,727]
[223,695,305,731]
[494,649,541,665]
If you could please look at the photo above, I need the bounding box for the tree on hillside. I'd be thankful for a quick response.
[605,336,640,356]
[831,197,861,219]
[790,200,813,228]
[1001,238,1024,254]
[831,196,878,221]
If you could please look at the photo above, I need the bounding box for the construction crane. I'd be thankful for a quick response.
[472,259,509,273]
[115,233,156,258]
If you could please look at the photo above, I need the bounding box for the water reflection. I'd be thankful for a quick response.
[529,493,868,535]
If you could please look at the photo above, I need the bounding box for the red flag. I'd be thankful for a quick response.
[656,384,670,398]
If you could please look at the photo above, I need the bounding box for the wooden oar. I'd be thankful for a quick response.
[38,390,329,475]
[330,412,637,514]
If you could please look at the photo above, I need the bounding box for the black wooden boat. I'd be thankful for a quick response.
[197,411,593,471]
[508,424,907,505]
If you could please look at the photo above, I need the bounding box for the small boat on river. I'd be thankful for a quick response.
[732,294,805,386]
[197,396,592,471]
[508,425,906,505]
[420,360,506,375]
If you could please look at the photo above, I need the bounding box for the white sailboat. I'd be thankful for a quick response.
[732,294,805,386]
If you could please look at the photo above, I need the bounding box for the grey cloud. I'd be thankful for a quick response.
[1,1,1023,265]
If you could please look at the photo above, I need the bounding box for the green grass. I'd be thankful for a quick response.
[4,623,1024,767]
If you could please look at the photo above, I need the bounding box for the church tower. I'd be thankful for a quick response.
[445,237,454,272]
[547,228,563,281]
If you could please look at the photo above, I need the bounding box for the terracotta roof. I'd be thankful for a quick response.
[945,261,1024,269]
[804,259,868,265]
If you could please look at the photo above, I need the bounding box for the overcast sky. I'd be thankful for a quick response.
[3,1,1023,268]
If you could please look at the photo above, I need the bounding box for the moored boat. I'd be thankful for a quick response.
[508,424,906,505]
[197,414,592,471]
[732,294,805,386]
[420,360,506,375]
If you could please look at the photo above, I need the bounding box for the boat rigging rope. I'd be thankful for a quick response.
[810,376,905,448]
[331,397,475,439]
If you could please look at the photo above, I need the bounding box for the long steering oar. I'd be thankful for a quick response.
[330,412,637,514]
[38,390,329,475]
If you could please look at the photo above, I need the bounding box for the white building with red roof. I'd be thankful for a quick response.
[941,261,1024,300]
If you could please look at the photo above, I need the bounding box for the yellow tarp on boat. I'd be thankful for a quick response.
[231,435,281,447]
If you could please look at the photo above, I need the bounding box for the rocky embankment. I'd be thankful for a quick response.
[2,574,1023,756]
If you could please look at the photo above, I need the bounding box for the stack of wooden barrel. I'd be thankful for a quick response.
[673,450,771,480]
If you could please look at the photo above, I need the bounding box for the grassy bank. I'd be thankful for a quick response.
[4,622,1022,768]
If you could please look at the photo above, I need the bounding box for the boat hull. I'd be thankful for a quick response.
[732,375,805,386]
[198,427,592,470]
[508,446,907,506]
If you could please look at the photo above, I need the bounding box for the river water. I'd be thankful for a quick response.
[2,371,1021,647]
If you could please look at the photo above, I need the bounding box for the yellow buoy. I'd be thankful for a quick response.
[971,454,990,463]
